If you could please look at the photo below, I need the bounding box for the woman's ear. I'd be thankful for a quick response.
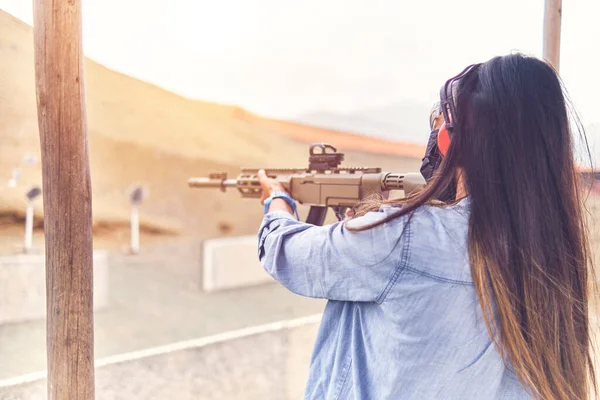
[431,112,444,131]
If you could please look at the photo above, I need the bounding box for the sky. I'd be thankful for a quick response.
[1,0,599,150]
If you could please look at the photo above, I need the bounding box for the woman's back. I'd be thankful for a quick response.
[259,200,531,399]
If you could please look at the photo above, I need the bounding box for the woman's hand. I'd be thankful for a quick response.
[257,170,295,215]
[257,170,286,204]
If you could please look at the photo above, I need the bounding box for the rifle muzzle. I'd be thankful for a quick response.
[188,177,238,191]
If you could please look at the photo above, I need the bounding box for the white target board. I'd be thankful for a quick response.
[202,236,274,292]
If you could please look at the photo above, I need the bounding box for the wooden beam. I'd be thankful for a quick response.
[543,0,562,71]
[32,0,95,399]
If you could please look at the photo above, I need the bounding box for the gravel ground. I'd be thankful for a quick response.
[0,322,320,400]
[0,239,325,380]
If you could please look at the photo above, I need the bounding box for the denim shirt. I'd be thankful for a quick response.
[258,198,532,400]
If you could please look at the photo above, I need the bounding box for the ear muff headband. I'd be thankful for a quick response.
[437,122,451,156]
[437,63,482,156]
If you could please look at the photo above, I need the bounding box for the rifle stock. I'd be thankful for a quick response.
[188,143,425,225]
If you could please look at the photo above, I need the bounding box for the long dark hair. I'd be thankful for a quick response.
[349,53,597,400]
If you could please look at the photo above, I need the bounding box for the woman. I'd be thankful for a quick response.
[257,53,596,399]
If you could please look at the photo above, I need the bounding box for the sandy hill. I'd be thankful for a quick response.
[0,11,424,250]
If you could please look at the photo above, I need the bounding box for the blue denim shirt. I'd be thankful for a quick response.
[258,198,532,399]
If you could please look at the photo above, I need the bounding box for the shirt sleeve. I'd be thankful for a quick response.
[257,208,410,303]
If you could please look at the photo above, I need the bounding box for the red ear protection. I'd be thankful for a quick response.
[437,122,451,156]
[436,62,482,158]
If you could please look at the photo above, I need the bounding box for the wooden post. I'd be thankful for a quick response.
[33,0,95,399]
[543,0,562,71]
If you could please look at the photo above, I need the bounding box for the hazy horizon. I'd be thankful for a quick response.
[1,0,599,156]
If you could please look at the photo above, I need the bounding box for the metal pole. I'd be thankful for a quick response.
[543,0,562,71]
[33,0,95,398]
[24,201,34,253]
[131,205,140,254]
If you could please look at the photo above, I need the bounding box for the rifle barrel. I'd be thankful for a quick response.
[188,177,238,189]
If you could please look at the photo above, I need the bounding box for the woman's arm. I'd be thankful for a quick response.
[257,171,410,303]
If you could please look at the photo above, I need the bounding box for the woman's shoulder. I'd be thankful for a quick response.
[342,198,472,284]
[345,197,470,231]
[409,198,472,284]
[411,197,471,229]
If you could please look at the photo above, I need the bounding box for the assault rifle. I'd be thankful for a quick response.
[188,143,425,225]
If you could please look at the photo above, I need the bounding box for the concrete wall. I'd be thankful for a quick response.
[202,236,273,292]
[0,251,109,325]
[0,315,321,400]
